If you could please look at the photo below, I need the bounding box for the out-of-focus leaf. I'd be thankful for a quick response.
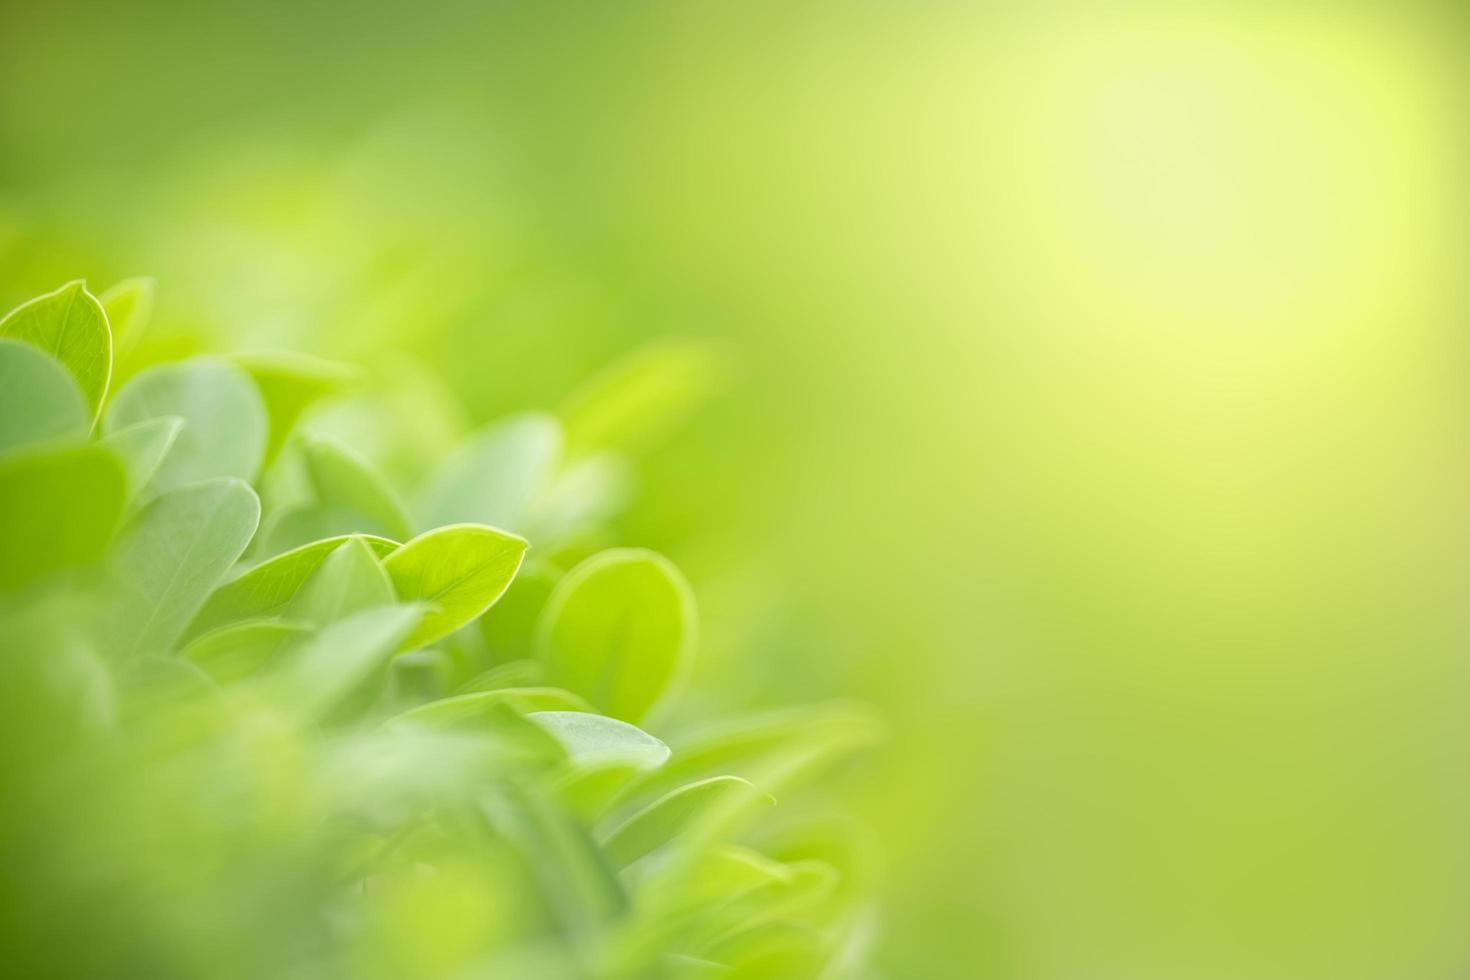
[283,536,395,626]
[257,504,369,557]
[390,688,594,731]
[97,416,183,504]
[528,711,670,771]
[530,452,633,546]
[105,477,261,658]
[103,356,267,493]
[601,776,770,870]
[0,280,111,419]
[416,412,561,533]
[456,658,546,694]
[266,603,424,720]
[0,339,89,455]
[233,350,361,465]
[477,559,560,662]
[383,524,527,651]
[561,339,727,456]
[302,434,412,540]
[99,276,154,357]
[0,444,125,590]
[185,533,398,640]
[179,619,312,683]
[536,548,696,722]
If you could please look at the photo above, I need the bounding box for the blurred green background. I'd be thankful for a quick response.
[2,2,1467,976]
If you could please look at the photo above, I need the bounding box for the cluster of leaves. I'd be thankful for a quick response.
[0,281,878,979]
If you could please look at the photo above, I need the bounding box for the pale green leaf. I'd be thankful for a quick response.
[96,416,183,503]
[179,619,312,683]
[456,658,546,694]
[283,536,395,626]
[383,523,528,651]
[257,504,369,558]
[528,711,670,771]
[561,339,727,456]
[0,444,125,590]
[536,548,696,722]
[302,434,412,540]
[601,776,770,869]
[0,280,112,420]
[0,339,89,456]
[390,688,594,730]
[99,276,155,357]
[184,533,399,640]
[417,412,561,533]
[105,477,261,657]
[267,604,424,720]
[233,350,360,464]
[103,357,268,493]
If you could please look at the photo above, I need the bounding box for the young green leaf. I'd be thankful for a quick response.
[179,619,312,683]
[0,444,126,590]
[267,603,425,721]
[383,524,528,651]
[185,533,399,640]
[233,350,360,465]
[528,711,671,771]
[416,412,561,533]
[390,688,595,731]
[97,416,183,503]
[536,548,696,722]
[103,357,268,493]
[477,559,561,662]
[600,776,770,870]
[0,280,112,420]
[456,658,546,694]
[302,434,412,540]
[561,339,727,456]
[105,477,261,658]
[0,339,89,455]
[99,277,155,357]
[283,536,395,626]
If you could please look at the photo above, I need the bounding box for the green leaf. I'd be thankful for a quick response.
[267,604,424,720]
[179,619,312,683]
[477,559,561,662]
[528,711,670,771]
[99,277,155,357]
[301,434,412,540]
[96,416,183,503]
[600,776,770,870]
[383,523,528,651]
[0,280,112,420]
[561,339,727,456]
[536,548,696,722]
[233,350,360,465]
[456,658,546,694]
[0,339,89,456]
[105,478,261,658]
[283,536,395,626]
[390,688,595,730]
[103,357,268,493]
[0,444,125,590]
[416,412,561,533]
[185,533,399,640]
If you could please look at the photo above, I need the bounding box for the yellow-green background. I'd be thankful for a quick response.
[2,2,1466,976]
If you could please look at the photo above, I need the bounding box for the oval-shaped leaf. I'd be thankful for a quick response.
[302,434,412,540]
[97,415,183,504]
[184,533,399,640]
[0,444,125,590]
[601,776,770,870]
[416,412,561,533]
[283,536,395,626]
[0,280,112,420]
[103,357,267,493]
[528,711,670,771]
[179,619,312,683]
[536,548,696,722]
[0,339,89,455]
[104,477,261,658]
[99,276,155,357]
[383,523,528,651]
[234,350,360,465]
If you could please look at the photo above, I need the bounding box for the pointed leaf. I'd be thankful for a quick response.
[103,357,267,493]
[601,776,770,870]
[0,339,89,455]
[536,548,696,722]
[99,276,155,357]
[0,280,112,419]
[105,478,261,658]
[417,412,561,533]
[284,536,395,626]
[0,444,125,590]
[97,416,183,503]
[185,533,398,640]
[383,523,528,651]
[528,711,670,771]
[302,434,412,539]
